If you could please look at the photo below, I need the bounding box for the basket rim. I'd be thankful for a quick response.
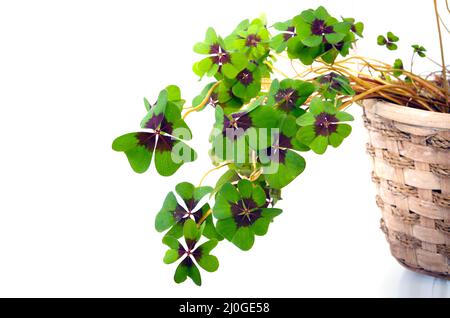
[362,99,450,130]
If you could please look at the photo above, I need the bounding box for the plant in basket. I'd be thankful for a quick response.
[113,3,450,284]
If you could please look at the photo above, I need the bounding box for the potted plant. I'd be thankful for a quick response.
[355,1,450,279]
[112,4,449,285]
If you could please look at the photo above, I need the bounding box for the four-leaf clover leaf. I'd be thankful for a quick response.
[296,98,353,154]
[225,62,262,102]
[163,219,219,286]
[266,78,315,116]
[112,86,197,176]
[225,18,270,60]
[293,6,351,48]
[258,115,308,189]
[155,182,221,240]
[213,179,282,250]
[282,6,357,65]
[210,100,280,162]
[193,27,247,79]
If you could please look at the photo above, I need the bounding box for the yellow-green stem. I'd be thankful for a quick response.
[434,0,449,109]
[197,208,212,228]
[197,162,230,187]
[182,81,221,120]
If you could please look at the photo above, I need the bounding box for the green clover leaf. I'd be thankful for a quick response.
[214,81,245,114]
[293,6,350,48]
[193,27,247,80]
[387,31,399,42]
[163,220,219,286]
[164,84,186,110]
[189,81,243,115]
[266,79,315,117]
[377,35,387,46]
[321,31,355,63]
[258,115,308,189]
[286,35,323,65]
[112,87,197,176]
[155,182,222,240]
[393,58,404,77]
[191,82,218,112]
[213,180,282,251]
[377,31,399,51]
[223,62,262,103]
[412,44,426,58]
[211,169,241,198]
[343,17,364,37]
[316,72,355,99]
[296,98,353,154]
[289,6,353,64]
[224,18,270,60]
[270,20,297,53]
[210,100,280,163]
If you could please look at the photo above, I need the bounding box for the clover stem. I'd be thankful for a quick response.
[334,55,391,68]
[426,56,444,68]
[249,150,262,182]
[182,81,222,120]
[249,168,263,182]
[334,60,444,94]
[350,86,405,107]
[434,0,449,110]
[197,208,212,228]
[290,59,302,78]
[251,150,257,171]
[261,78,272,91]
[197,162,231,187]
[438,15,450,34]
[339,84,434,111]
[410,52,416,73]
[283,54,445,96]
[323,60,448,110]
[276,44,448,111]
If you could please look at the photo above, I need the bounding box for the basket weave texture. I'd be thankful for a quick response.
[363,99,450,279]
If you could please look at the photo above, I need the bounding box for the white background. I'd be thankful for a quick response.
[0,0,449,297]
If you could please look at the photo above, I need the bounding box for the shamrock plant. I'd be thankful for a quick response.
[113,6,386,286]
[375,32,429,81]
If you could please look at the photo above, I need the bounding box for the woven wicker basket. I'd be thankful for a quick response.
[362,99,450,280]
